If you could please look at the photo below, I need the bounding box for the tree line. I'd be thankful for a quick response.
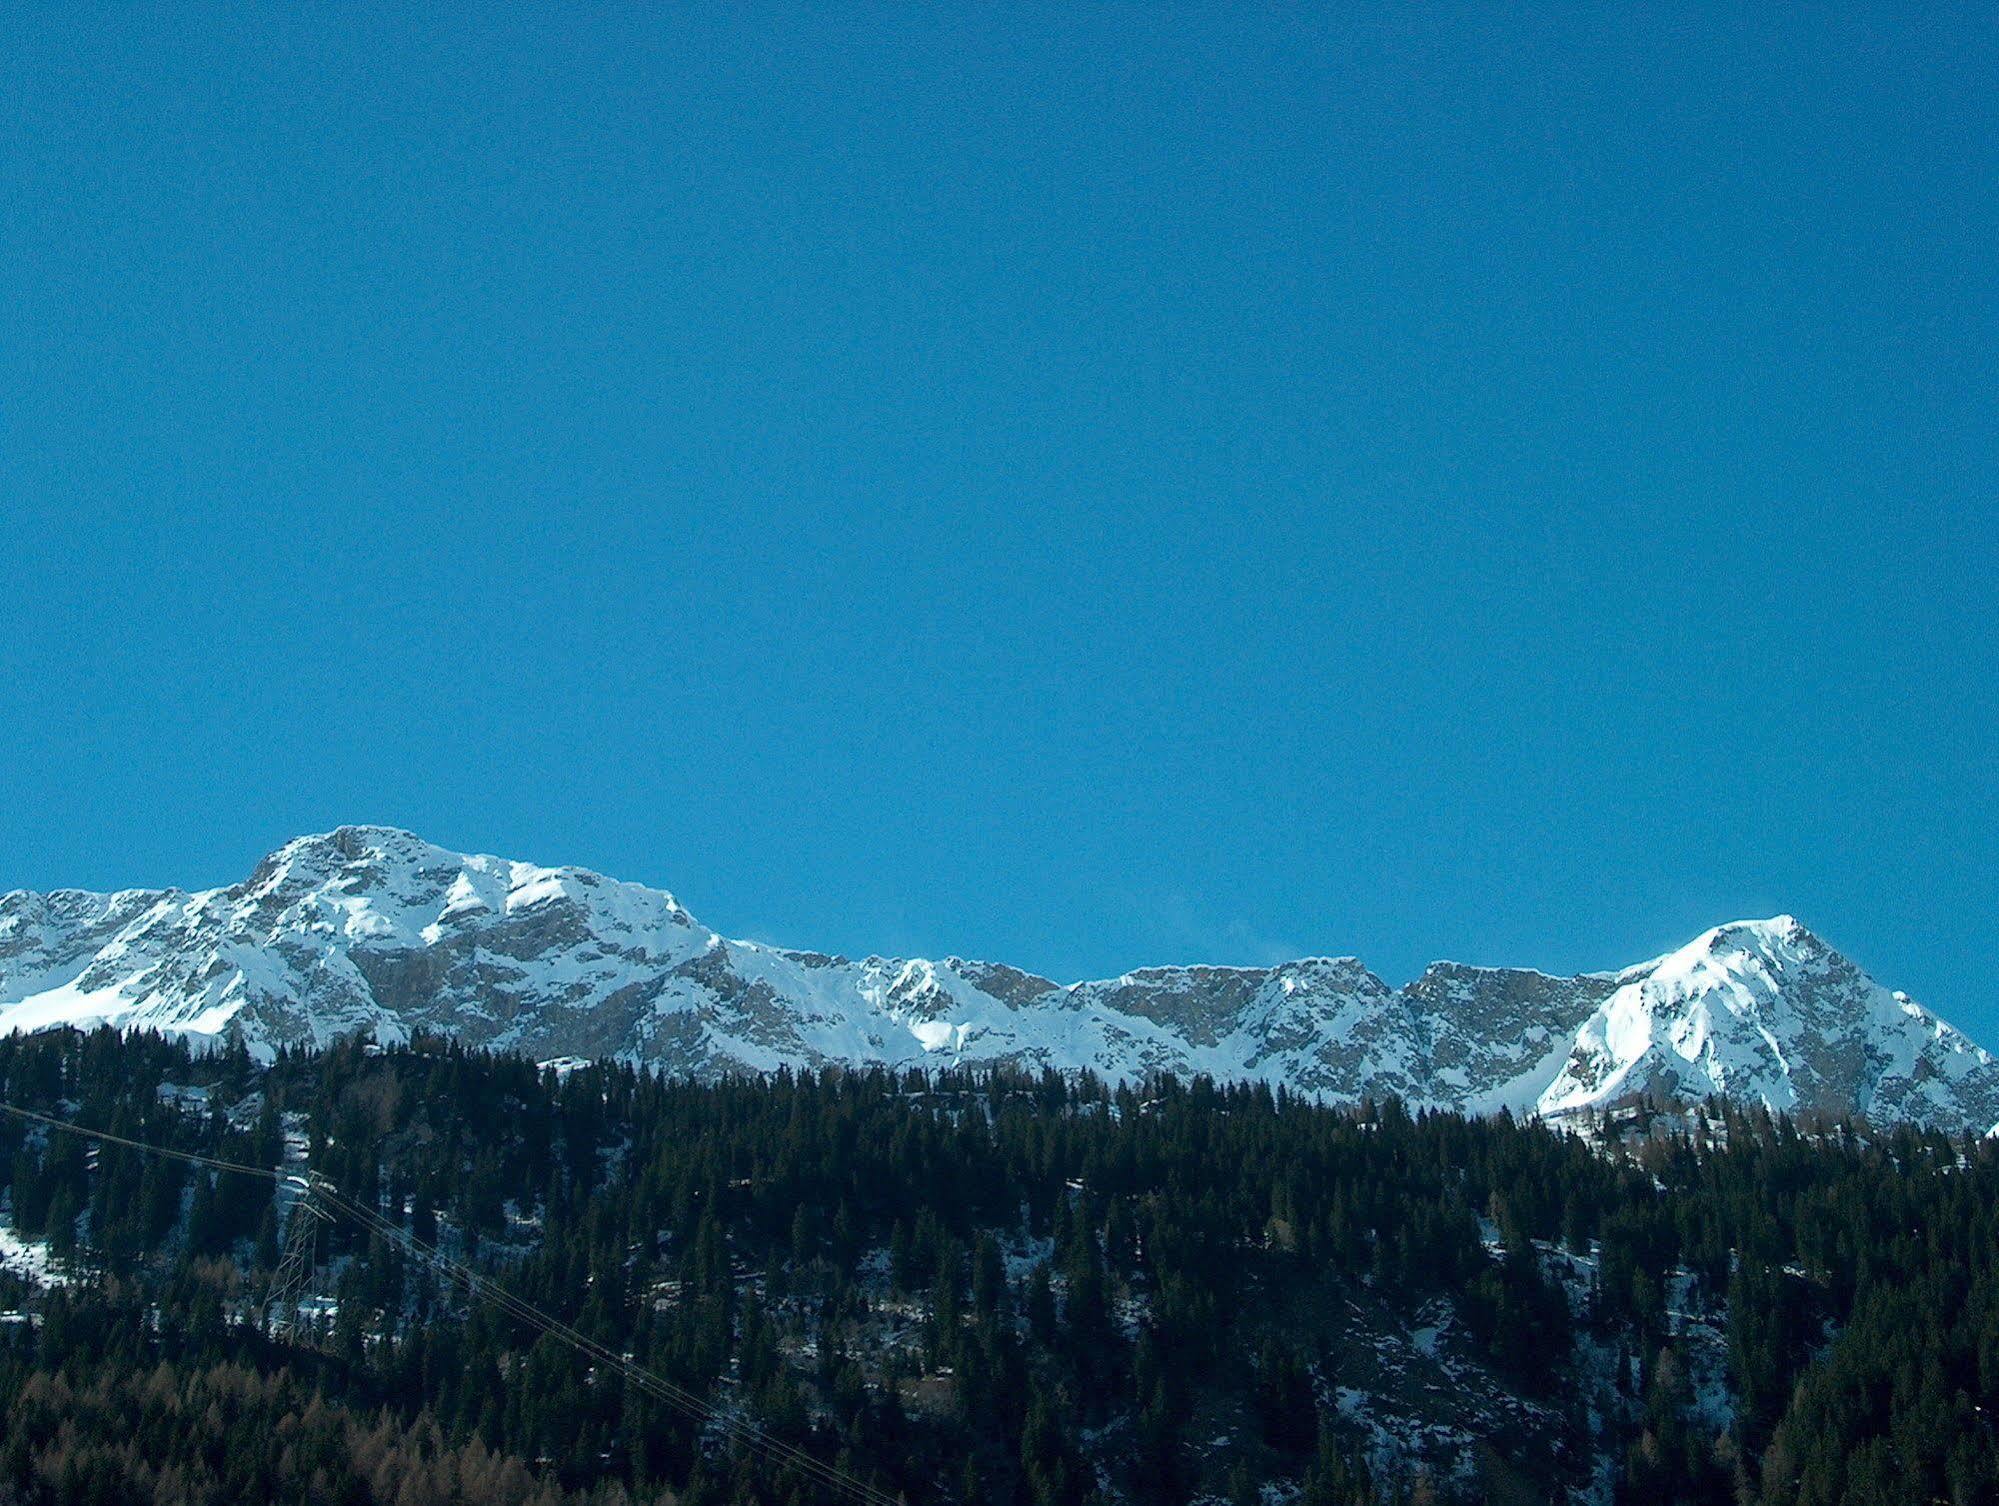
[0,1026,1990,1505]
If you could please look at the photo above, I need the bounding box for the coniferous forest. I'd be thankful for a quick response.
[0,1027,1992,1506]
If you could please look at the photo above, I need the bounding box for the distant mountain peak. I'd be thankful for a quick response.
[1,832,1993,1130]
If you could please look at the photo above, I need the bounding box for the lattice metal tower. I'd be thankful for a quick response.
[264,1173,328,1339]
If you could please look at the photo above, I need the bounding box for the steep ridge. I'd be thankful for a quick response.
[1,827,1993,1129]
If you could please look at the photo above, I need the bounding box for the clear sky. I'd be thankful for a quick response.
[2,8,1994,1035]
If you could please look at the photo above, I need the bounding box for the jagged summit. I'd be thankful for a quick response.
[1,829,1993,1129]
[243,826,697,931]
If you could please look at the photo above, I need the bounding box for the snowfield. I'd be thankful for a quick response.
[2,827,1995,1130]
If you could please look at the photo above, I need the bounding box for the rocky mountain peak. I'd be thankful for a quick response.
[0,832,1992,1130]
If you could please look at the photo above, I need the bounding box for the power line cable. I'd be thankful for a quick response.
[336,1186,900,1506]
[0,1098,905,1506]
[0,1100,287,1184]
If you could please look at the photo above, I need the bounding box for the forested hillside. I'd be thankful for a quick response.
[0,1027,1991,1506]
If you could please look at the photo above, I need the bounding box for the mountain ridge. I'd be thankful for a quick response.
[2,825,1993,1130]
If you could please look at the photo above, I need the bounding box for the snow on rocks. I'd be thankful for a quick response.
[3,830,1995,1130]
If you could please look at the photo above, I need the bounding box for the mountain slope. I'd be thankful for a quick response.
[1,827,1993,1129]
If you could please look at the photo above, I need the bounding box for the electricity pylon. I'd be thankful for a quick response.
[264,1173,328,1339]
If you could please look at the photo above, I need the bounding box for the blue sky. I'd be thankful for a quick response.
[3,8,1994,1034]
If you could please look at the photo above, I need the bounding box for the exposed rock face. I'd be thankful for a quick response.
[2,827,1994,1129]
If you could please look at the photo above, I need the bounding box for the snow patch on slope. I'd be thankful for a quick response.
[3,831,1995,1130]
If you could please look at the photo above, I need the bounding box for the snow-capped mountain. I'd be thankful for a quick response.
[2,827,1993,1129]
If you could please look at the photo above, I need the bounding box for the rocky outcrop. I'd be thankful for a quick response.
[2,828,1993,1130]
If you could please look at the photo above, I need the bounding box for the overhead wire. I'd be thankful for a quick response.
[323,1184,901,1506]
[0,1098,905,1506]
[0,1100,288,1184]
